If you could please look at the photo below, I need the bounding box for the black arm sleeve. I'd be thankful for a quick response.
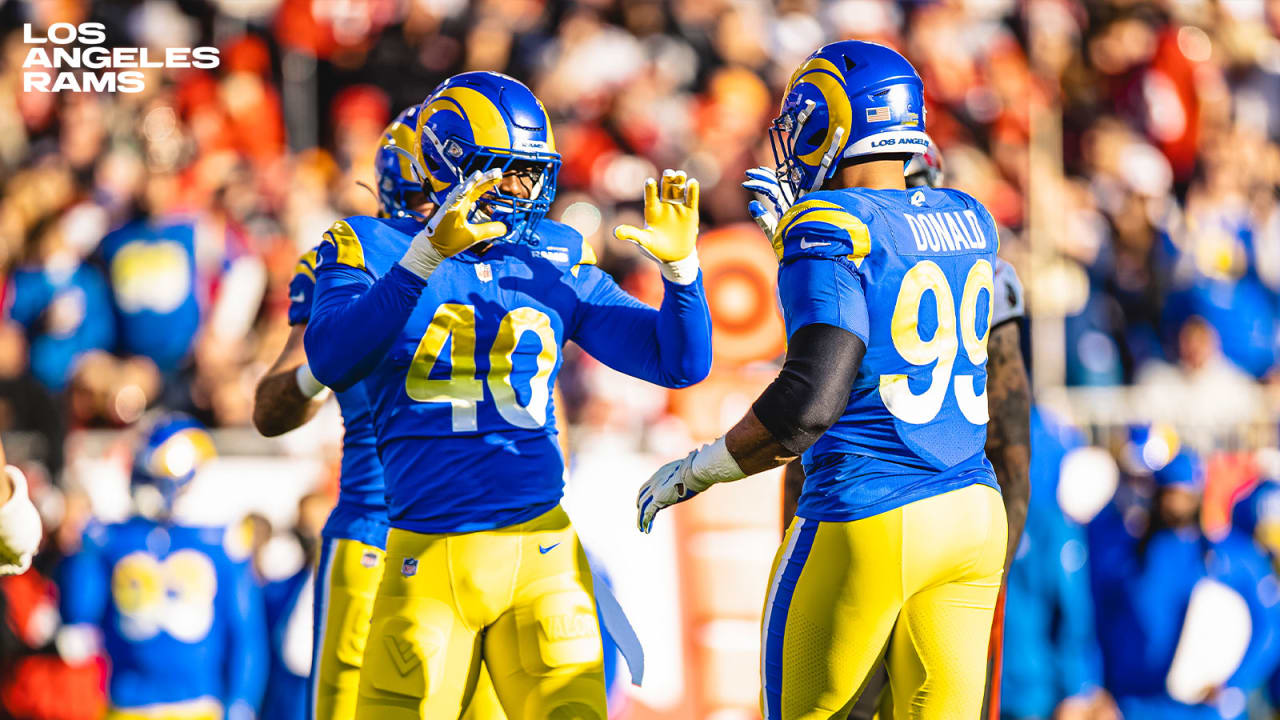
[751,323,865,456]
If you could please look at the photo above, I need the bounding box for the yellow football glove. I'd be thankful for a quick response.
[614,169,701,284]
[400,169,508,279]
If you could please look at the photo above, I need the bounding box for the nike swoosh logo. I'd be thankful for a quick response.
[289,292,307,302]
[538,543,560,554]
[799,239,830,249]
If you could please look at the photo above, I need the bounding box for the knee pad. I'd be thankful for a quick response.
[518,591,602,673]
[362,614,447,700]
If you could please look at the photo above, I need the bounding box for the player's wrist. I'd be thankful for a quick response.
[294,363,329,400]
[399,230,448,280]
[658,247,700,285]
[687,436,745,492]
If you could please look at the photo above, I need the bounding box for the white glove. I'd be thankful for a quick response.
[0,466,42,575]
[742,166,793,239]
[399,169,508,280]
[636,437,745,533]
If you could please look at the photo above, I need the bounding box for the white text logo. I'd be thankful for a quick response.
[23,23,220,94]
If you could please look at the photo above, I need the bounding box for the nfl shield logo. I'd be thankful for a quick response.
[401,557,418,577]
[361,550,379,568]
[475,263,492,283]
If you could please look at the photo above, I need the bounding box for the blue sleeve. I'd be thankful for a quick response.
[777,257,869,344]
[222,556,268,716]
[1051,515,1105,700]
[1223,543,1280,693]
[287,250,319,326]
[569,267,712,389]
[59,527,109,627]
[303,241,426,391]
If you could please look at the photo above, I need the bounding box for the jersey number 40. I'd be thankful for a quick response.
[880,259,993,425]
[406,304,556,432]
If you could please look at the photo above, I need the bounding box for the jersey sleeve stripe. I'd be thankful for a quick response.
[322,221,367,271]
[293,249,319,281]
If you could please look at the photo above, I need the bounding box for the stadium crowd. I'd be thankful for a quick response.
[2,0,1280,718]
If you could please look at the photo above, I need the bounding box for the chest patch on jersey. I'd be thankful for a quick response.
[475,263,493,283]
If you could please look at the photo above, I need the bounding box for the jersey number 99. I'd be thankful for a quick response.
[879,259,993,425]
[406,304,557,432]
[111,550,218,643]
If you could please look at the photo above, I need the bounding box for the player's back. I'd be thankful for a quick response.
[69,517,253,708]
[774,186,1000,522]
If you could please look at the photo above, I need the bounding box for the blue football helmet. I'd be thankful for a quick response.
[416,71,561,245]
[771,41,929,200]
[131,413,217,518]
[375,104,426,220]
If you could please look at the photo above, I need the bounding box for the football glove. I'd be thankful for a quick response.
[400,169,508,279]
[742,166,792,239]
[614,169,701,285]
[0,466,42,575]
[637,437,745,533]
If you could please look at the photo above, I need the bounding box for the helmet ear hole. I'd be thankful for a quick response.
[842,55,857,73]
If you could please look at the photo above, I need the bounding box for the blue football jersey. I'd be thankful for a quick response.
[98,219,202,372]
[310,215,710,533]
[59,517,267,712]
[289,248,388,549]
[774,186,1000,521]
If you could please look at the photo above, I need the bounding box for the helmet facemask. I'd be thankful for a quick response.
[422,129,560,246]
[769,98,845,203]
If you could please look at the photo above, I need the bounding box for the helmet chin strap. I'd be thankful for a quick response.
[810,125,845,193]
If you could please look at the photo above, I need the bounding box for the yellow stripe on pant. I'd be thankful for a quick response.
[761,483,1007,720]
[356,504,607,720]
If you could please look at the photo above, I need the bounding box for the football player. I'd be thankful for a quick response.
[254,105,420,720]
[303,71,711,719]
[59,413,267,720]
[746,133,1031,718]
[254,106,508,720]
[638,42,1030,718]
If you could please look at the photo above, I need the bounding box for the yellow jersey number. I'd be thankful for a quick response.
[111,549,218,643]
[879,259,994,425]
[405,304,557,431]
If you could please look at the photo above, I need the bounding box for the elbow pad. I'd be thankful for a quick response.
[752,323,864,456]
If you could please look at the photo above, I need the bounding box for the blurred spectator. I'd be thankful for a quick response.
[259,492,330,720]
[6,208,114,393]
[1089,449,1280,720]
[1135,316,1264,430]
[1001,408,1115,720]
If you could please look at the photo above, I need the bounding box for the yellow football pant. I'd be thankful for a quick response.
[311,537,507,720]
[356,505,606,720]
[761,484,1006,720]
